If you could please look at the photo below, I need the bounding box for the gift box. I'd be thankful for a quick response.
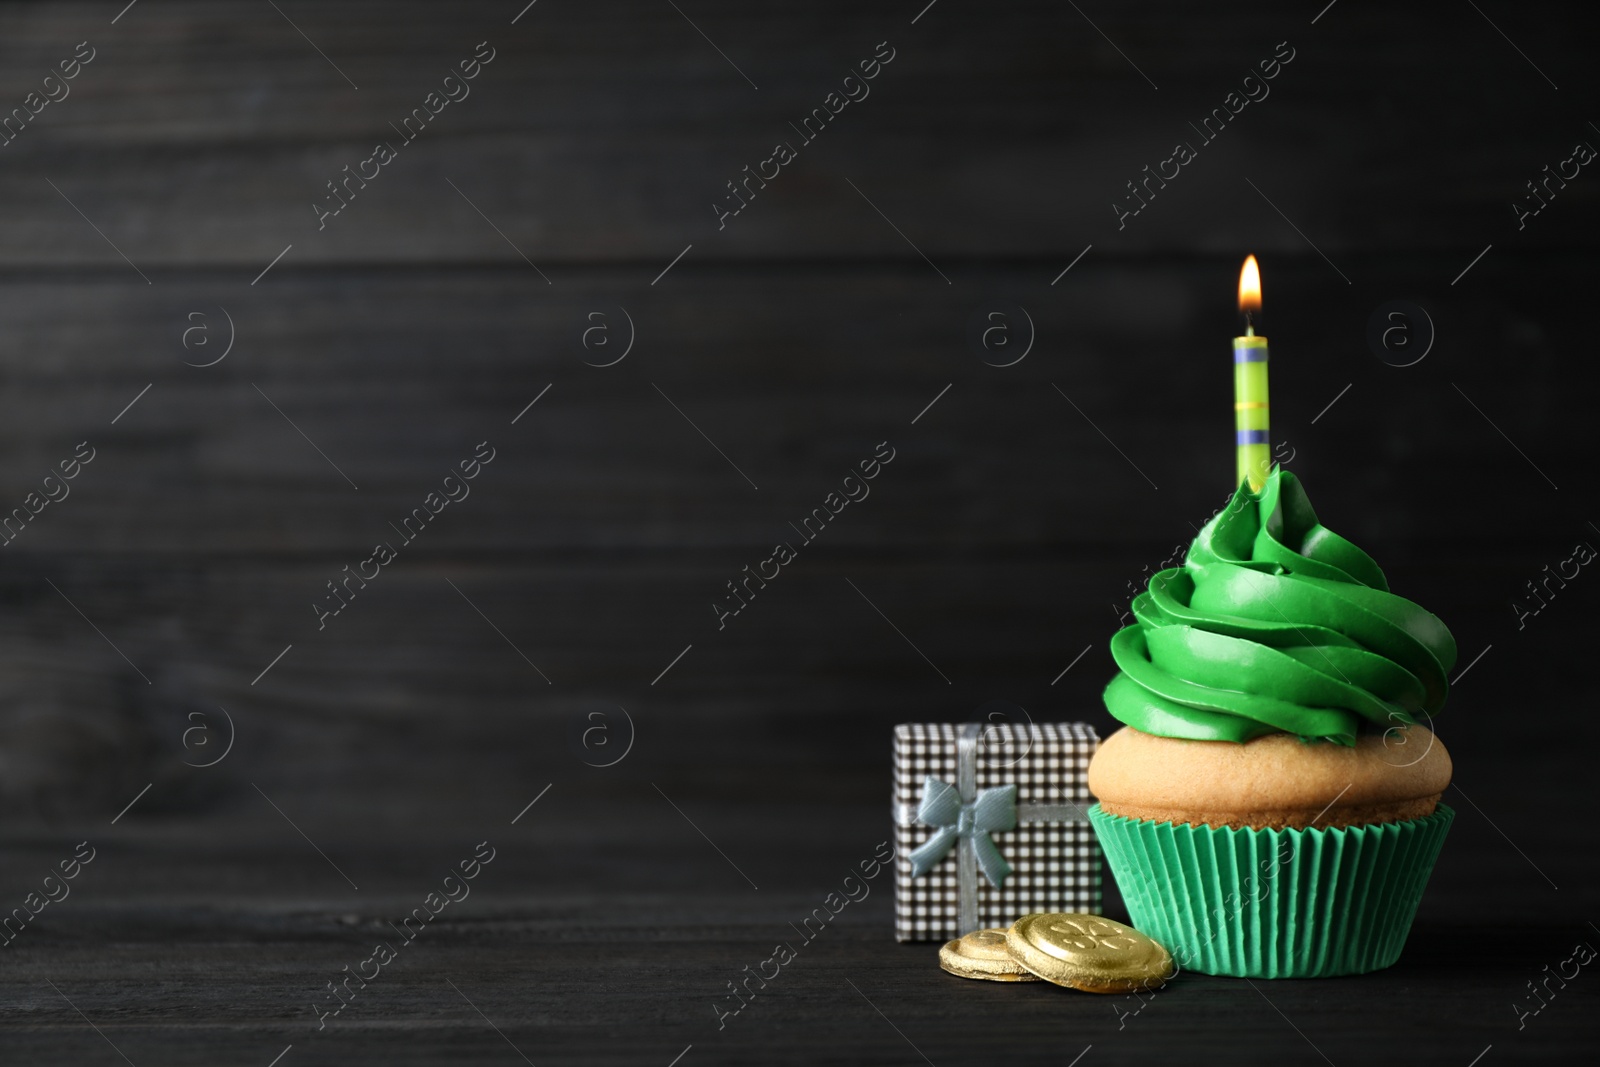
[893,721,1102,942]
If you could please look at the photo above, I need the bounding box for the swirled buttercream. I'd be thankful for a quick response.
[1104,469,1456,745]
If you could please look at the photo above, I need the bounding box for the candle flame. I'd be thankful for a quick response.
[1238,255,1262,313]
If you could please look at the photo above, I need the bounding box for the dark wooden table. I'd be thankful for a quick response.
[4,743,1596,1067]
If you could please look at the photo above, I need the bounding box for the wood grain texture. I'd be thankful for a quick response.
[0,781,1594,1066]
[0,257,1587,558]
[0,1,1592,267]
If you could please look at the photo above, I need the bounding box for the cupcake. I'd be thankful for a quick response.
[1087,468,1457,978]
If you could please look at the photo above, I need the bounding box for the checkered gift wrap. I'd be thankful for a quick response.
[893,722,1101,942]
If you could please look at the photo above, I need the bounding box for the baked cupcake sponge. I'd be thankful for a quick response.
[1089,724,1451,830]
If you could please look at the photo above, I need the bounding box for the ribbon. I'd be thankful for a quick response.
[907,777,1018,889]
[899,722,1088,935]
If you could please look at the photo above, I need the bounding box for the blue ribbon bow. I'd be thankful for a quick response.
[907,776,1017,888]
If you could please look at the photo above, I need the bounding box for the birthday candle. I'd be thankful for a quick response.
[1235,255,1269,491]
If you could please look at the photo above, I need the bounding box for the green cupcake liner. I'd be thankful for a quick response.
[1088,803,1453,978]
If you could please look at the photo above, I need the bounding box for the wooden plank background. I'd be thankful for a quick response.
[1,2,1596,1064]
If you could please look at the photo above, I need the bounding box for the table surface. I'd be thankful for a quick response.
[4,750,1596,1067]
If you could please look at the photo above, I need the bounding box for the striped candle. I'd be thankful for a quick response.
[1234,255,1269,491]
[1234,335,1270,490]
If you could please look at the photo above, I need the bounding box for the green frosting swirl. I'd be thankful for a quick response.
[1103,468,1456,746]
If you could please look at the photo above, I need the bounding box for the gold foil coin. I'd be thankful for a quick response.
[938,928,1043,982]
[1005,913,1173,993]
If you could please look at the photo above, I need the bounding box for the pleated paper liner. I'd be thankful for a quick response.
[1088,803,1454,978]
